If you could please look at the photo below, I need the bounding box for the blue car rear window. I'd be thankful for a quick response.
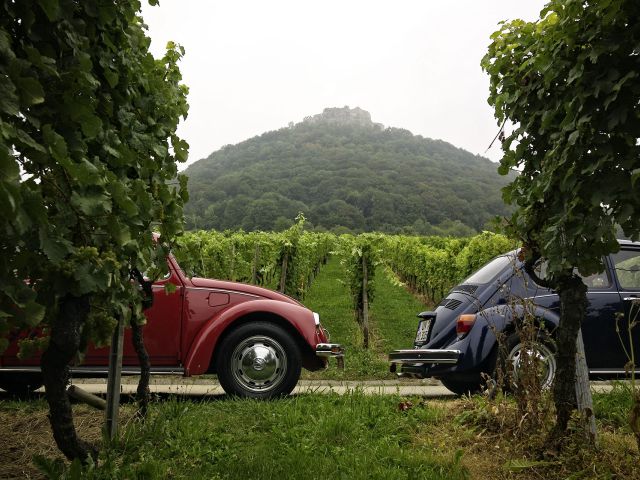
[463,255,513,284]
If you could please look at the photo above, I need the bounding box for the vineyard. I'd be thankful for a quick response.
[173,218,335,299]
[172,221,516,352]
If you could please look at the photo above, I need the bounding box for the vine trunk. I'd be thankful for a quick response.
[549,273,589,444]
[41,294,97,461]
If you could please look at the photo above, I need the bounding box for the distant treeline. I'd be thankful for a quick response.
[183,118,513,236]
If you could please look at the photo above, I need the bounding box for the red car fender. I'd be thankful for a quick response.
[183,299,318,376]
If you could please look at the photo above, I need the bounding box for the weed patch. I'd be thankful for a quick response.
[423,391,640,480]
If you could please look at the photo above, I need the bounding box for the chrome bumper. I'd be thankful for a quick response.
[388,349,461,366]
[315,343,345,358]
[316,343,345,369]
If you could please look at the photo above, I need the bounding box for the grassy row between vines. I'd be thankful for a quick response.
[302,256,426,380]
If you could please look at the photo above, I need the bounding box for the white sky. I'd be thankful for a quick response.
[141,0,547,168]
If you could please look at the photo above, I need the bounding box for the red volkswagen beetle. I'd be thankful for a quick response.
[0,253,344,399]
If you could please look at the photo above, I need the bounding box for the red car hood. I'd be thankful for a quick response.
[189,277,302,306]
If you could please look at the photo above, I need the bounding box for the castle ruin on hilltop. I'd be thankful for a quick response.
[302,106,384,129]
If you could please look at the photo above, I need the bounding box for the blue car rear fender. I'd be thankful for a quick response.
[431,303,560,375]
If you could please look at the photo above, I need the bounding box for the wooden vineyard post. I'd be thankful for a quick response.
[575,329,597,444]
[279,253,288,293]
[362,254,370,349]
[67,385,107,410]
[105,317,125,439]
[251,244,260,285]
[230,243,236,282]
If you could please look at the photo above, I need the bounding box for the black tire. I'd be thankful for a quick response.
[215,322,302,399]
[0,373,43,396]
[440,376,482,396]
[501,331,557,391]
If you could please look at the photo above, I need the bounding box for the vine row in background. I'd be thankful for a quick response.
[173,228,515,307]
[173,219,334,299]
[382,231,515,303]
[336,231,513,347]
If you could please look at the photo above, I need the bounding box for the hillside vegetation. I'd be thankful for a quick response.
[184,107,513,234]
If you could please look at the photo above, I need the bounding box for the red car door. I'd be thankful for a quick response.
[84,260,183,366]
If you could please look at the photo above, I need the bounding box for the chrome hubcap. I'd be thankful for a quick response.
[231,335,287,393]
[508,341,556,389]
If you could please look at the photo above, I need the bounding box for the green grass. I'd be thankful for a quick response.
[593,381,638,431]
[303,258,428,380]
[29,394,468,480]
[303,257,361,354]
[370,266,430,353]
[5,388,640,480]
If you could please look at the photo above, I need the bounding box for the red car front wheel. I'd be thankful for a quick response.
[215,322,302,399]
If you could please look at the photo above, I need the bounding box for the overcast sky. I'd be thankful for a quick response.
[141,1,547,168]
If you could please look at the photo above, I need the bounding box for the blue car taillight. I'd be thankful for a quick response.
[456,314,476,339]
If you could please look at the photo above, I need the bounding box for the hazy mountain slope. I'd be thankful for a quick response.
[184,107,512,234]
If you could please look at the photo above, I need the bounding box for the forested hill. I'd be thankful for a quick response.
[183,107,513,235]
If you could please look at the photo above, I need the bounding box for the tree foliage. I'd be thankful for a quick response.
[482,0,640,440]
[0,0,188,459]
[483,0,640,274]
[1,0,189,350]
[184,112,513,235]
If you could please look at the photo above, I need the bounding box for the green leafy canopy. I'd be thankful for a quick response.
[482,0,640,277]
[0,0,189,351]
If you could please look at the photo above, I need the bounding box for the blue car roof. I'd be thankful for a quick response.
[617,239,640,247]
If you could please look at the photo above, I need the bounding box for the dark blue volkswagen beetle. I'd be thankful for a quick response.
[389,240,640,395]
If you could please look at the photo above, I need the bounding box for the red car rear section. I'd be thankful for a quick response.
[0,254,344,399]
